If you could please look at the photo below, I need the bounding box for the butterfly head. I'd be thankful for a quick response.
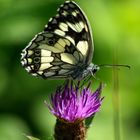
[79,64,100,80]
[91,64,100,75]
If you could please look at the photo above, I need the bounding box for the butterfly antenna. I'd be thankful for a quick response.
[98,64,130,69]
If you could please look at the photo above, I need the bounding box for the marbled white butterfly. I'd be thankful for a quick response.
[21,1,129,80]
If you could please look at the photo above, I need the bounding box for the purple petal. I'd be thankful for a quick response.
[46,81,104,122]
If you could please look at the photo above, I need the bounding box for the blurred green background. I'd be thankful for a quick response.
[0,0,139,140]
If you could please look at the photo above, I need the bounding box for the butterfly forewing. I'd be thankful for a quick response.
[21,1,93,79]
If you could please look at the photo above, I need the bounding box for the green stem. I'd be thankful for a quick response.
[113,46,121,140]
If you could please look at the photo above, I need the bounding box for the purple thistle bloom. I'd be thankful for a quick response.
[46,81,104,123]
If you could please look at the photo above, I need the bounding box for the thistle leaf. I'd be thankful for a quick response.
[85,115,95,129]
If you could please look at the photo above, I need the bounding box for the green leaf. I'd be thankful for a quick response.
[85,115,95,129]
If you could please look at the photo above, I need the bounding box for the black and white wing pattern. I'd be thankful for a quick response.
[21,1,94,79]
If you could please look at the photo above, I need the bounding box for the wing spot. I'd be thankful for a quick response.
[59,23,68,31]
[61,64,75,69]
[21,50,27,59]
[76,41,88,56]
[43,33,53,38]
[51,61,63,65]
[27,50,33,56]
[63,5,69,10]
[29,42,38,49]
[35,50,41,56]
[85,24,88,32]
[65,1,70,3]
[47,39,55,45]
[62,10,68,16]
[54,29,65,36]
[34,64,40,70]
[39,63,52,71]
[72,12,77,17]
[59,69,69,75]
[50,66,60,70]
[67,22,84,33]
[54,42,65,52]
[31,73,37,76]
[69,3,75,8]
[79,21,85,30]
[65,36,75,45]
[30,65,34,69]
[27,58,32,64]
[61,53,77,64]
[73,51,80,61]
[57,38,66,47]
[56,14,59,17]
[34,57,40,63]
[75,22,84,32]
[25,66,31,72]
[44,72,55,77]
[49,18,53,22]
[37,71,43,75]
[22,59,27,65]
[67,22,77,32]
[41,57,54,63]
[35,35,44,42]
[57,8,60,12]
[41,48,51,56]
[21,60,24,66]
[40,45,62,53]
[63,39,70,46]
[45,24,48,28]
[60,4,64,7]
[52,18,57,24]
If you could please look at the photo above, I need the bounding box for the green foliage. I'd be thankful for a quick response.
[0,0,140,140]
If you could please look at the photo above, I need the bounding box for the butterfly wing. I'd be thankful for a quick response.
[45,1,93,64]
[21,32,84,79]
[21,1,93,79]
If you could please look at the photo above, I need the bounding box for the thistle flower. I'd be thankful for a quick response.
[45,81,104,140]
[46,81,103,122]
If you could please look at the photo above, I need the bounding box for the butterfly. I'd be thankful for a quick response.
[21,1,101,80]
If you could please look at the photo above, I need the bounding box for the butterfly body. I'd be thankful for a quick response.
[21,1,99,80]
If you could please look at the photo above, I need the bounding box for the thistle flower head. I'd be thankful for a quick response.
[46,81,103,123]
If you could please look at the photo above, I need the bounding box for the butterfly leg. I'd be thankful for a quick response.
[75,75,92,89]
[90,70,101,81]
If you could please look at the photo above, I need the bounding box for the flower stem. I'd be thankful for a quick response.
[54,119,86,140]
[113,45,121,140]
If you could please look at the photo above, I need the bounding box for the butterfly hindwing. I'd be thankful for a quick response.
[21,1,93,79]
